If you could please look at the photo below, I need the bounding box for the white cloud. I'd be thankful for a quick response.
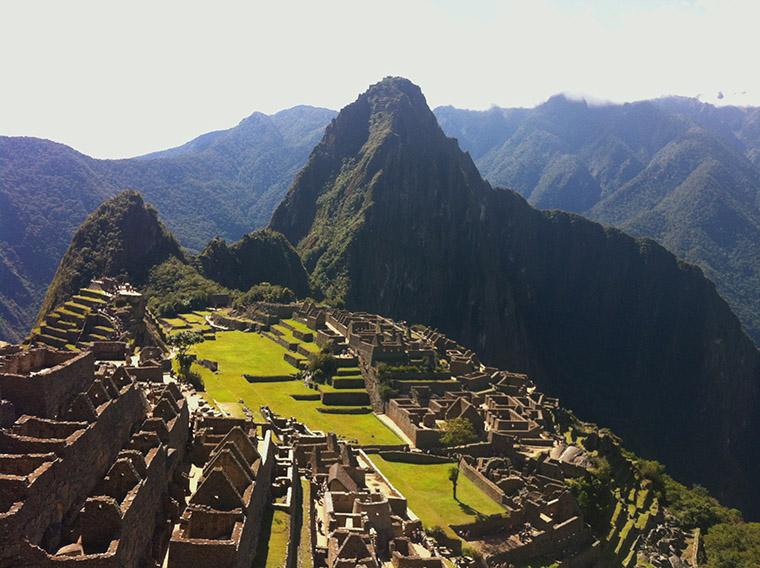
[1,0,758,157]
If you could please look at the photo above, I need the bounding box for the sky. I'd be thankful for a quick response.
[2,0,759,158]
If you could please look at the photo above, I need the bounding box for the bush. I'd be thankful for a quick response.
[704,522,760,568]
[663,478,742,530]
[233,282,295,307]
[440,417,478,446]
[308,352,338,384]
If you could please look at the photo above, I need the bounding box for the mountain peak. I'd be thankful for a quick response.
[38,190,183,319]
[269,77,488,259]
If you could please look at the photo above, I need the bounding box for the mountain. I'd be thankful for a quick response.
[434,98,760,344]
[197,229,310,297]
[0,106,336,341]
[39,190,184,316]
[42,191,309,321]
[271,77,760,517]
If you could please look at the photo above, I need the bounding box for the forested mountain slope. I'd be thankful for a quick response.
[0,106,335,341]
[273,77,760,518]
[435,98,760,343]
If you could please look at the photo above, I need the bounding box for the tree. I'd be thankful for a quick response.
[448,466,460,500]
[307,352,338,384]
[169,331,204,381]
[441,417,478,447]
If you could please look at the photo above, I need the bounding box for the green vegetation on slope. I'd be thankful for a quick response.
[198,229,310,297]
[143,258,229,316]
[0,106,335,341]
[435,98,760,344]
[39,190,183,320]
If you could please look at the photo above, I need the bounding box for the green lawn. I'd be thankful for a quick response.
[372,456,506,538]
[299,478,313,568]
[252,508,289,568]
[190,331,401,446]
[193,330,297,377]
[281,318,312,335]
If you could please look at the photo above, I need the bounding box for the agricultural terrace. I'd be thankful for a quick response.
[188,329,401,446]
[372,455,506,539]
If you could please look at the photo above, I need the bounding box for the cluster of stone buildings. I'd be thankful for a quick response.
[0,342,188,567]
[282,302,673,567]
[263,408,445,568]
[1,286,700,568]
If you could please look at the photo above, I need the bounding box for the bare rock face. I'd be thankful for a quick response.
[270,77,760,517]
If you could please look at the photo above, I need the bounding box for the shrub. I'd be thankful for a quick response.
[704,522,760,568]
[307,352,338,384]
[233,282,295,307]
[441,417,478,446]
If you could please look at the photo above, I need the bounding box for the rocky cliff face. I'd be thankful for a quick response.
[40,190,184,317]
[197,229,310,297]
[271,77,760,517]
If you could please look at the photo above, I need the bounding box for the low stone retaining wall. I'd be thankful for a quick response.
[320,390,370,406]
[210,314,252,331]
[243,374,294,383]
[283,352,305,369]
[292,329,314,342]
[316,406,372,414]
[377,451,454,464]
[330,377,365,389]
[291,393,321,401]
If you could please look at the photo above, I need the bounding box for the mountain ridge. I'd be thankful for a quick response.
[0,105,336,341]
[271,77,760,517]
[434,97,760,344]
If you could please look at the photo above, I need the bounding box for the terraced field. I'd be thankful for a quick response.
[188,330,400,446]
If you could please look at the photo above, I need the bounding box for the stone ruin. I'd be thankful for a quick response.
[265,408,445,568]
[0,343,189,567]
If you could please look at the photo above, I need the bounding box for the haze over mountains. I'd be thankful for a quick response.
[436,97,760,345]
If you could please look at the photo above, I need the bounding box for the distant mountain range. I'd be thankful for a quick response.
[0,106,335,341]
[2,89,760,353]
[271,77,760,517]
[434,97,760,343]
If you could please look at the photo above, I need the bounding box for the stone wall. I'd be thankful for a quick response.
[0,382,148,565]
[459,460,507,507]
[0,351,95,418]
